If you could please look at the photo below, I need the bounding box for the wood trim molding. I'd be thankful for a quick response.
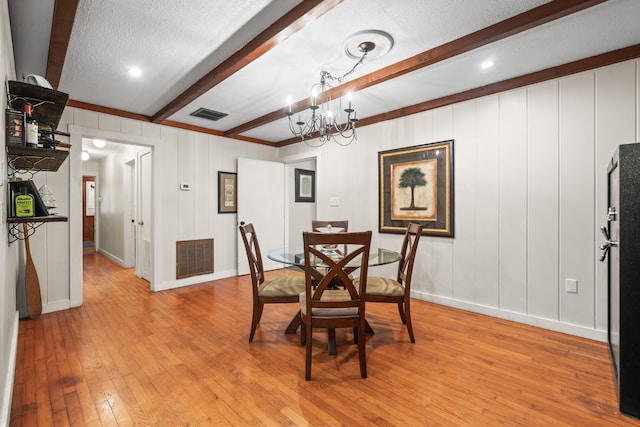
[46,0,80,89]
[66,100,275,146]
[229,0,607,138]
[151,0,343,123]
[276,44,640,147]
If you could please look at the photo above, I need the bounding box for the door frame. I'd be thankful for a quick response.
[280,149,322,247]
[69,125,156,307]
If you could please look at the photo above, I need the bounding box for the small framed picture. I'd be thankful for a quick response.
[295,168,315,203]
[218,171,237,213]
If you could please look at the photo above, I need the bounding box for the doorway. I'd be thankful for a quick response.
[82,176,96,254]
[79,137,152,279]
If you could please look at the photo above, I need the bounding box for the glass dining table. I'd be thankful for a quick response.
[267,246,401,355]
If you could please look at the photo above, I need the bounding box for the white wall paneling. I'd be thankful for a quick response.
[526,81,559,320]
[498,89,528,313]
[452,101,477,303]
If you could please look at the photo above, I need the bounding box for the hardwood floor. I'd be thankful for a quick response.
[10,252,640,426]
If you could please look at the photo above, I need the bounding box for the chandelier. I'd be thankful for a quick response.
[286,41,376,147]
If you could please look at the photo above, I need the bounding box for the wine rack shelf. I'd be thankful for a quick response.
[5,81,70,245]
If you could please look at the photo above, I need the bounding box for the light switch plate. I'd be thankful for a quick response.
[329,197,339,207]
[565,278,578,293]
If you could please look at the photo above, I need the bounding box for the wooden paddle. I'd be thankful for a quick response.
[23,223,42,319]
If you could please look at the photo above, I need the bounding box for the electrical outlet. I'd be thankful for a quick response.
[565,278,578,293]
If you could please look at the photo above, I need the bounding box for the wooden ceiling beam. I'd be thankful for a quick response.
[275,43,640,147]
[151,0,343,123]
[228,0,607,139]
[45,0,80,89]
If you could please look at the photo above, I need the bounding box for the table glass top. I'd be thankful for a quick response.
[267,246,401,268]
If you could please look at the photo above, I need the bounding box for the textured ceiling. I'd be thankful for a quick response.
[7,0,640,153]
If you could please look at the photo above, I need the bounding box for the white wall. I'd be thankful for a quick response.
[279,58,640,342]
[0,0,18,422]
[57,110,280,298]
[288,159,316,246]
[94,143,145,264]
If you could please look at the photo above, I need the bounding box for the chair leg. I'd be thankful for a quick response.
[353,327,358,344]
[404,300,415,343]
[397,302,406,324]
[249,301,264,342]
[300,319,306,345]
[358,323,367,378]
[305,323,313,380]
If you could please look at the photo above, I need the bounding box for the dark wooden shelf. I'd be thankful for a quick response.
[7,146,69,172]
[7,80,68,128]
[7,215,68,224]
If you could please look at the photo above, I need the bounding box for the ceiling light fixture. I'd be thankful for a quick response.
[93,139,105,148]
[81,150,90,161]
[285,41,376,147]
[128,67,143,78]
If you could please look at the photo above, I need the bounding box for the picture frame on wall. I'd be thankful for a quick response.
[378,140,454,237]
[218,171,237,213]
[295,168,315,203]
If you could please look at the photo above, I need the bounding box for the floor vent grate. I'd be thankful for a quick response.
[176,239,214,279]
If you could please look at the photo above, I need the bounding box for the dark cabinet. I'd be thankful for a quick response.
[603,142,640,419]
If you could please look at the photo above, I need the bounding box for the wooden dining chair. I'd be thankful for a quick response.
[300,230,372,380]
[364,222,423,343]
[239,223,305,342]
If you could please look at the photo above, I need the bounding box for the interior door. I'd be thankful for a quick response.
[237,158,285,275]
[136,150,152,281]
[82,176,95,243]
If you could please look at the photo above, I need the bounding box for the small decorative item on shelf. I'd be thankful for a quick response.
[5,108,25,147]
[38,184,57,211]
[15,188,34,218]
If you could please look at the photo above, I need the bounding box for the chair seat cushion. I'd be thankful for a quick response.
[258,276,305,297]
[363,276,405,297]
[299,290,359,316]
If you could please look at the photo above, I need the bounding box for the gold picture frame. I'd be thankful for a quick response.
[378,140,454,236]
[218,171,237,214]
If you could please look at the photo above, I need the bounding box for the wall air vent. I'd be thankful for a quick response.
[190,107,228,121]
[176,238,214,279]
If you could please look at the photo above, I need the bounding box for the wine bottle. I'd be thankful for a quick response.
[24,103,38,148]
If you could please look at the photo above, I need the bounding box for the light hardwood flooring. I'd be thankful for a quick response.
[10,252,640,426]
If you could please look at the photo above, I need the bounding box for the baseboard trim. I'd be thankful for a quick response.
[96,248,125,266]
[412,291,607,342]
[1,311,19,427]
[156,269,237,292]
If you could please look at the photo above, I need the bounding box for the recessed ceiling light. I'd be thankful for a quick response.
[128,67,143,78]
[481,60,494,69]
[93,139,105,148]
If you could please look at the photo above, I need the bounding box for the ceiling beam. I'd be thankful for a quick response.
[151,0,343,123]
[276,43,640,147]
[45,0,80,89]
[227,0,607,139]
[66,100,276,146]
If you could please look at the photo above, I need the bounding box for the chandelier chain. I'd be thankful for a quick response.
[320,50,369,84]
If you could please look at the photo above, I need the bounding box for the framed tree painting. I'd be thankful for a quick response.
[218,171,237,213]
[378,140,454,236]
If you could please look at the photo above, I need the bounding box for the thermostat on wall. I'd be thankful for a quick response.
[180,183,191,191]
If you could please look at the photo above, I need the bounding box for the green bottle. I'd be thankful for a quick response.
[15,188,34,218]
